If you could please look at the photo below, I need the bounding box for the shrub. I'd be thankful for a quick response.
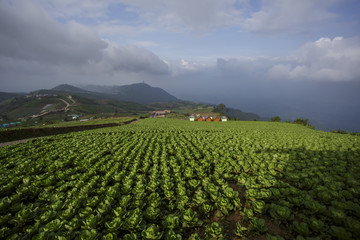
[270,116,281,122]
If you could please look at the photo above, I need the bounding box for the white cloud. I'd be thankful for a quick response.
[217,36,360,82]
[95,42,170,74]
[268,36,360,81]
[243,0,338,34]
[180,59,197,71]
[217,57,256,72]
[164,59,210,77]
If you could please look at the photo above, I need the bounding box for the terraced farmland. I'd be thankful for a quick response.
[0,119,359,239]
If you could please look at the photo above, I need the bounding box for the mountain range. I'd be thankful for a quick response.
[0,83,261,122]
[53,83,178,104]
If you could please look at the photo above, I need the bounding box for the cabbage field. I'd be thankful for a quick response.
[0,118,359,239]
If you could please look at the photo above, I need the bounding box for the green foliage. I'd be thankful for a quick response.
[162,214,180,229]
[234,222,247,237]
[266,234,285,240]
[269,204,292,221]
[164,230,182,240]
[123,233,140,240]
[141,224,163,240]
[214,103,228,114]
[123,208,143,231]
[330,226,352,240]
[205,222,224,239]
[182,209,202,227]
[252,200,267,214]
[243,208,254,220]
[188,233,202,240]
[293,221,310,236]
[293,118,308,125]
[308,217,324,232]
[0,118,359,240]
[102,233,117,240]
[250,218,268,233]
[270,116,281,122]
[144,206,160,222]
[293,118,315,129]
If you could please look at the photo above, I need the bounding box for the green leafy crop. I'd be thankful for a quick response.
[0,118,359,239]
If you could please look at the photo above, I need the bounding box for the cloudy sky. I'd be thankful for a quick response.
[1,0,360,130]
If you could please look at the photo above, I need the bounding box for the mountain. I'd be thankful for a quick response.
[0,83,264,126]
[81,83,178,104]
[52,84,89,93]
[226,108,262,121]
[0,92,23,102]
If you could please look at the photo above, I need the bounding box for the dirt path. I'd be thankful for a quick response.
[129,119,140,124]
[58,98,70,108]
[31,97,73,118]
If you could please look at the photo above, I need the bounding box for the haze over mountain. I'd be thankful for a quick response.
[1,1,359,131]
[80,83,178,104]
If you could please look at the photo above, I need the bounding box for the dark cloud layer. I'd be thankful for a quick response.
[0,1,169,78]
[0,1,107,65]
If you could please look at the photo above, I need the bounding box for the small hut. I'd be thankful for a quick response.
[151,110,167,118]
[221,116,228,122]
[206,117,212,122]
[189,115,195,121]
[213,117,220,122]
[197,117,203,121]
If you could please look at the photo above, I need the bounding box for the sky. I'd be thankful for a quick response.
[1,0,360,131]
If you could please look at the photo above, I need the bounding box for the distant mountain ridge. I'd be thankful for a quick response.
[52,84,89,93]
[0,92,23,102]
[79,83,178,104]
[226,108,262,121]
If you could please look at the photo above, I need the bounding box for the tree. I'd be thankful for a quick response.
[215,104,228,114]
[293,118,308,126]
[218,104,226,112]
[270,116,281,122]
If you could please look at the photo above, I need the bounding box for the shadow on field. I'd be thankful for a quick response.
[211,146,359,239]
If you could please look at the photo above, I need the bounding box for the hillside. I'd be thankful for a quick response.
[0,94,67,120]
[0,93,151,123]
[226,108,262,121]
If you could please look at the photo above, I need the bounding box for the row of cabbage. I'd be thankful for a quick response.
[0,118,359,239]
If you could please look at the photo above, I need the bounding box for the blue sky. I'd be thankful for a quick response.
[1,0,360,130]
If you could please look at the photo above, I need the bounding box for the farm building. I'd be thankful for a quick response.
[191,114,227,122]
[151,110,171,118]
[221,116,228,122]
